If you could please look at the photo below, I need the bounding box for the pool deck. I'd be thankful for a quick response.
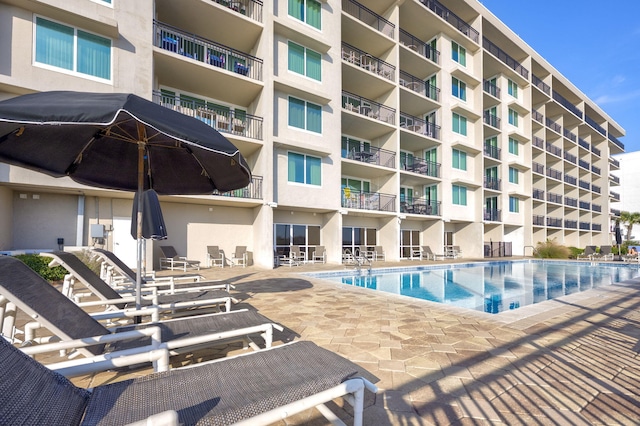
[35,257,640,424]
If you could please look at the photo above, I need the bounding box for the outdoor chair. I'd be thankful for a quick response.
[592,245,614,261]
[312,246,326,264]
[41,251,237,315]
[0,337,378,426]
[372,246,386,261]
[418,246,445,261]
[206,245,225,268]
[0,256,283,360]
[230,245,248,267]
[278,246,301,267]
[159,246,201,271]
[577,245,596,260]
[342,249,356,265]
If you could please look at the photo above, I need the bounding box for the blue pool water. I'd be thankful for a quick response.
[306,260,640,314]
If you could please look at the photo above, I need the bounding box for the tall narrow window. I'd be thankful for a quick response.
[452,185,467,206]
[452,112,467,136]
[452,149,467,171]
[451,41,466,66]
[288,96,322,133]
[509,196,519,213]
[507,79,518,98]
[452,77,466,101]
[289,152,321,185]
[509,167,519,184]
[508,137,519,155]
[508,108,519,126]
[288,0,321,30]
[288,41,321,81]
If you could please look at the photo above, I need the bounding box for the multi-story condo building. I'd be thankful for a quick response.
[0,0,625,268]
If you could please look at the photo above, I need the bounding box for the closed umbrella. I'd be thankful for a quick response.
[615,220,622,260]
[0,91,251,310]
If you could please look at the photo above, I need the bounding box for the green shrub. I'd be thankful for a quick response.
[535,239,570,259]
[567,246,582,259]
[14,254,68,282]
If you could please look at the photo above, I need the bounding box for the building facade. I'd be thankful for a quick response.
[0,0,625,268]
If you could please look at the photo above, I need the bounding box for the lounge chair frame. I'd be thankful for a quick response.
[159,245,201,271]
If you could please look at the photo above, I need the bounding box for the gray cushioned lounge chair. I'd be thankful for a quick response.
[0,256,281,359]
[0,337,377,426]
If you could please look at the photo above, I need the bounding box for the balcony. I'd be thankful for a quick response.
[578,138,589,150]
[579,201,590,210]
[210,0,263,22]
[545,117,562,134]
[591,145,601,156]
[547,217,563,228]
[532,74,551,95]
[401,157,440,178]
[484,209,501,222]
[579,221,590,230]
[585,115,606,136]
[343,146,395,168]
[153,91,263,140]
[342,91,395,125]
[565,220,577,229]
[578,159,590,170]
[592,184,601,194]
[483,143,501,160]
[564,174,577,185]
[483,111,500,129]
[564,152,576,164]
[482,37,529,79]
[399,29,440,64]
[532,162,544,174]
[610,174,620,184]
[484,177,501,191]
[592,224,602,231]
[342,43,395,81]
[548,167,562,180]
[591,165,601,175]
[563,128,577,143]
[342,189,396,212]
[532,136,544,149]
[547,192,563,204]
[212,175,262,199]
[564,196,577,207]
[552,91,583,119]
[610,191,620,201]
[532,189,544,200]
[610,157,620,168]
[611,208,621,217]
[419,0,479,43]
[533,215,545,226]
[545,142,562,157]
[343,0,394,38]
[609,134,624,151]
[154,21,263,81]
[483,80,500,98]
[399,70,440,101]
[401,199,441,216]
[592,204,602,213]
[532,109,544,124]
[399,113,440,140]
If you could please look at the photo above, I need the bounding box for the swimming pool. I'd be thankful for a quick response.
[306,260,640,314]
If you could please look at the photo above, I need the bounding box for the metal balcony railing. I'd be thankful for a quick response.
[547,217,563,228]
[483,111,500,129]
[579,201,591,210]
[610,191,620,201]
[586,115,606,136]
[533,136,544,149]
[532,109,544,123]
[212,175,263,199]
[547,192,562,204]
[483,80,500,98]
[563,128,577,143]
[344,146,396,168]
[399,29,440,64]
[579,221,590,230]
[484,209,501,222]
[564,197,577,207]
[532,74,551,95]
[532,162,544,174]
[399,112,440,140]
[210,0,263,22]
[610,174,620,184]
[482,37,529,79]
[484,177,501,191]
[578,159,590,170]
[592,223,602,231]
[592,204,602,212]
[578,138,589,150]
[549,167,563,180]
[399,71,440,101]
[545,117,562,134]
[483,143,501,160]
[153,91,263,140]
[342,189,396,212]
[552,91,583,119]
[401,199,441,216]
[154,21,263,81]
[343,0,394,38]
[564,174,577,185]
[611,208,621,217]
[592,184,601,194]
[591,145,601,156]
[419,0,479,42]
[565,220,577,229]
[609,134,624,150]
[533,215,545,226]
[591,165,601,175]
[401,157,440,178]
[532,189,544,200]
[545,142,562,157]
[564,152,576,164]
[342,43,395,81]
[610,157,620,168]
[342,91,395,125]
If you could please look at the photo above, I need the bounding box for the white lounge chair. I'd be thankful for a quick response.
[312,246,326,264]
[230,245,248,268]
[159,245,201,271]
[206,245,225,268]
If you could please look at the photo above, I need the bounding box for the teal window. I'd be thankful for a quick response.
[452,149,467,170]
[289,97,322,133]
[452,185,467,206]
[509,167,519,184]
[508,108,519,126]
[288,0,321,30]
[288,152,321,185]
[508,137,519,155]
[288,41,321,81]
[451,41,466,66]
[452,113,467,136]
[508,79,518,98]
[452,77,466,101]
[35,17,111,80]
[509,196,519,213]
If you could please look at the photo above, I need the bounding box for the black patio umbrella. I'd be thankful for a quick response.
[0,91,251,310]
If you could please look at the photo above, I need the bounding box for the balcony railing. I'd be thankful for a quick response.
[565,220,577,229]
[342,189,396,212]
[401,199,441,216]
[154,21,263,81]
[419,0,479,43]
[564,174,577,185]
[591,145,601,156]
[592,165,601,175]
[579,221,590,230]
[547,217,563,228]
[563,128,577,143]
[532,109,544,124]
[210,0,263,22]
[483,80,500,98]
[483,143,501,160]
[608,134,624,150]
[342,91,395,125]
[564,196,577,207]
[592,184,601,194]
[532,189,545,200]
[579,201,591,210]
[532,74,551,95]
[592,223,602,231]
[578,159,590,170]
[399,112,440,140]
[610,174,620,184]
[549,167,564,180]
[545,142,562,157]
[344,146,396,168]
[592,204,602,212]
[610,191,620,201]
[532,162,544,174]
[552,91,583,119]
[483,111,500,129]
[482,37,529,79]
[610,157,620,168]
[342,43,395,81]
[533,215,545,226]
[399,70,440,102]
[343,0,394,38]
[484,209,501,222]
[586,115,606,136]
[484,177,501,191]
[547,192,562,204]
[153,91,263,140]
[533,136,544,149]
[399,29,440,64]
[611,208,621,217]
[564,152,576,164]
[401,157,440,178]
[545,117,562,134]
[212,175,263,199]
[578,137,589,150]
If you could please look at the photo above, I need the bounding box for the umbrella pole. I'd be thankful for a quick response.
[135,136,145,314]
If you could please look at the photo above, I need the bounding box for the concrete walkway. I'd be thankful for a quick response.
[41,259,640,424]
